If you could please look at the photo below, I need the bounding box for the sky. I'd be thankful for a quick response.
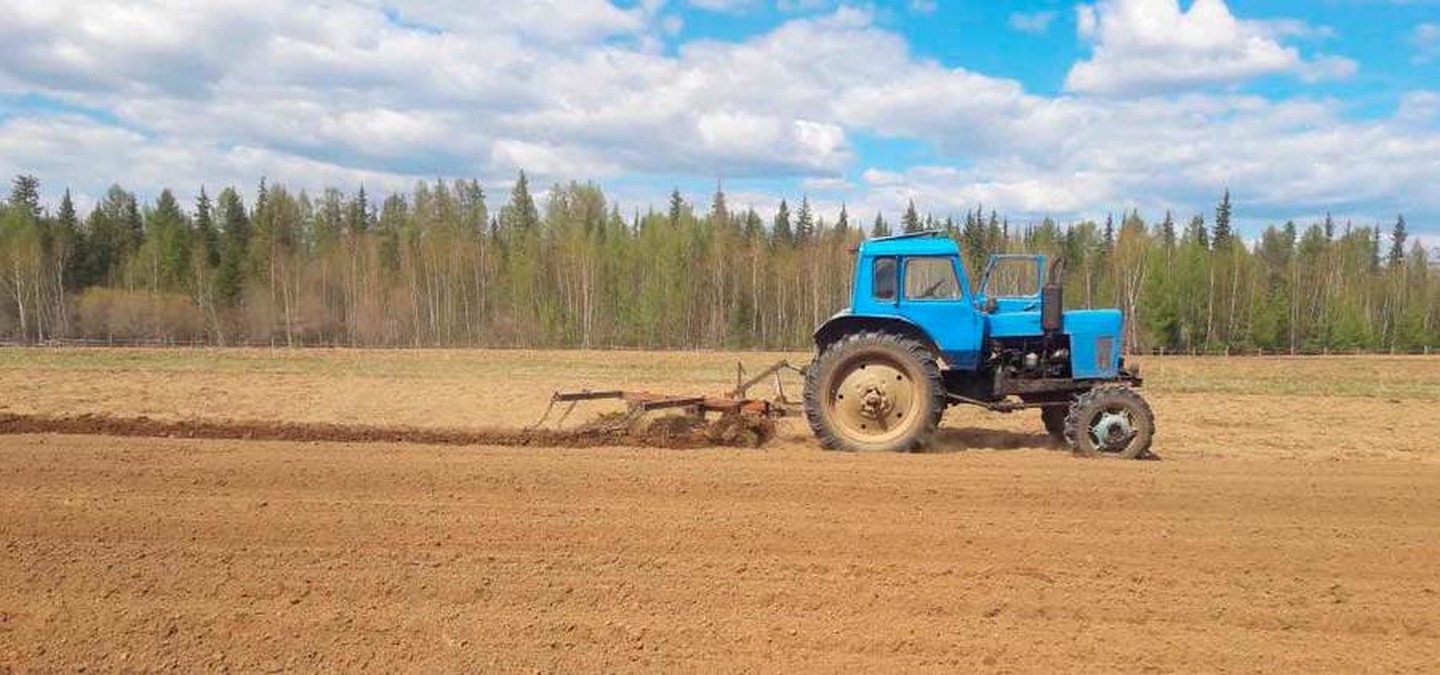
[1,0,1437,240]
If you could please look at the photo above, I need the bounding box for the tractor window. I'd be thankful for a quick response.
[903,258,960,301]
[983,258,1040,298]
[872,257,897,301]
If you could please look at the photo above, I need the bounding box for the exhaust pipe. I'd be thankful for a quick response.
[1042,257,1065,334]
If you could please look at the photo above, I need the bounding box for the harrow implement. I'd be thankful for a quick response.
[529,360,804,448]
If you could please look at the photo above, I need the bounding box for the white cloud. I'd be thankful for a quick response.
[1255,18,1337,41]
[1396,90,1440,125]
[686,0,758,13]
[397,0,651,43]
[489,140,622,178]
[793,120,846,157]
[777,0,832,13]
[802,177,852,192]
[1415,23,1440,63]
[1008,10,1058,35]
[696,112,783,153]
[661,14,685,36]
[0,113,427,211]
[0,1,876,192]
[0,0,1435,234]
[862,169,905,186]
[1300,55,1360,82]
[1066,0,1354,95]
[908,0,939,15]
[845,93,1440,225]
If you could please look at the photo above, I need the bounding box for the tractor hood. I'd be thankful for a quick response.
[985,308,1120,338]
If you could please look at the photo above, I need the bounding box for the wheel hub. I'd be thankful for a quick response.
[858,385,893,420]
[829,362,914,440]
[1091,411,1133,451]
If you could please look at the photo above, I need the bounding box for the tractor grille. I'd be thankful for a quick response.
[1096,337,1114,371]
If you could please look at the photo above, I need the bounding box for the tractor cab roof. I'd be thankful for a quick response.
[858,230,960,257]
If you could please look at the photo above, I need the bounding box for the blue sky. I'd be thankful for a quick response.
[1,0,1437,240]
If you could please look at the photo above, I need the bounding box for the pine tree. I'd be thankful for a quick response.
[501,171,540,232]
[870,212,890,238]
[835,203,850,236]
[195,187,219,268]
[1370,226,1381,272]
[76,186,133,287]
[772,199,792,244]
[795,196,814,241]
[743,208,762,240]
[1102,213,1115,253]
[461,179,488,237]
[315,188,345,250]
[901,200,922,233]
[1213,189,1233,249]
[1187,213,1209,249]
[150,189,191,290]
[215,187,251,306]
[668,188,685,229]
[122,192,143,253]
[57,189,77,230]
[49,188,82,300]
[8,175,41,217]
[1160,210,1176,250]
[1323,211,1335,241]
[55,189,79,269]
[347,185,374,233]
[377,193,405,272]
[1388,215,1407,268]
[961,207,985,270]
[252,178,269,260]
[708,184,728,228]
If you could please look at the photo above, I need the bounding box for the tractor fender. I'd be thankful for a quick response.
[812,313,942,358]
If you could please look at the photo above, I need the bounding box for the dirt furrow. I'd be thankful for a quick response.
[0,411,772,449]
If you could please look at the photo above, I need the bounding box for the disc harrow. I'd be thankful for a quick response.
[529,360,803,448]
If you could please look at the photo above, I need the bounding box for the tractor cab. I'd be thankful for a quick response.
[975,254,1045,315]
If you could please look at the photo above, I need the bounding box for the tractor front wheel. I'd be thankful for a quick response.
[804,331,945,452]
[1063,385,1155,459]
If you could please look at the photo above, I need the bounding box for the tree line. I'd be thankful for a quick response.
[1,174,1434,353]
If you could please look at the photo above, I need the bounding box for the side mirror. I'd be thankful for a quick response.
[984,298,999,314]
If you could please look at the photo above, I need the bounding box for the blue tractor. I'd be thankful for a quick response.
[803,231,1154,458]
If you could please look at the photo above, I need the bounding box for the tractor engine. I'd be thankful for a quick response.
[988,336,1072,380]
[989,256,1070,379]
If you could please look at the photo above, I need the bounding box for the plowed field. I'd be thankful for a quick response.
[2,349,1439,670]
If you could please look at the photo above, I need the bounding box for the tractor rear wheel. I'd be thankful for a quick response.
[1063,385,1155,459]
[804,331,945,452]
[1041,406,1067,440]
